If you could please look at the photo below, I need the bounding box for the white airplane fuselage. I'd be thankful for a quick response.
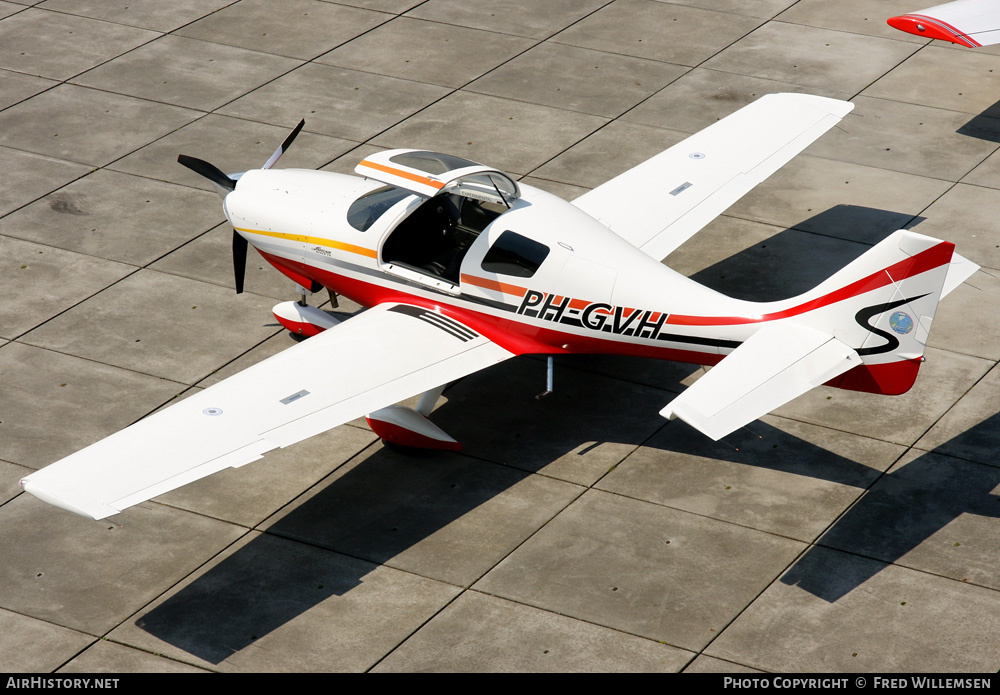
[223,167,937,396]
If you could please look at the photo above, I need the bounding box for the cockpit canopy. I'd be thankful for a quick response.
[356,148,520,206]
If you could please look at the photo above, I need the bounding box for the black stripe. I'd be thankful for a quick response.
[420,312,478,340]
[656,332,741,349]
[854,294,928,356]
[387,304,477,342]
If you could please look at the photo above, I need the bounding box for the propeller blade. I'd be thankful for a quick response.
[262,119,305,170]
[233,230,248,295]
[177,155,236,192]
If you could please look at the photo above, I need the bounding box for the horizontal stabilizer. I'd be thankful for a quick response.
[661,323,862,440]
[941,251,979,299]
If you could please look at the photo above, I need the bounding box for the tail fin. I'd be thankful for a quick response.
[660,230,973,440]
[794,230,966,395]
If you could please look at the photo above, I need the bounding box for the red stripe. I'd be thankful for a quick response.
[666,241,953,327]
[256,249,927,394]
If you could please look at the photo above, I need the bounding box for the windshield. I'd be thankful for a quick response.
[347,185,410,231]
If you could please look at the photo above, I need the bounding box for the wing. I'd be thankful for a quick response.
[889,0,1000,47]
[660,323,862,441]
[20,303,514,519]
[571,93,854,262]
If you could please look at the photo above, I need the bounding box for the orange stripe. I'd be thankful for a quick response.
[359,160,444,190]
[238,227,377,259]
[460,274,527,297]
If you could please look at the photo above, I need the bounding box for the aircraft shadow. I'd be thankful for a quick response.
[956,99,1000,142]
[685,205,926,302]
[136,204,984,662]
[779,412,1000,602]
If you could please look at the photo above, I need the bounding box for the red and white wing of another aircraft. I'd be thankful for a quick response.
[889,0,1000,46]
[19,93,980,520]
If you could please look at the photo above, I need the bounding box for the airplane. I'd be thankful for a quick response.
[888,0,1000,47]
[19,92,980,521]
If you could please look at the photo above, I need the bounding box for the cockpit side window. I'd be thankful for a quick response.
[481,231,550,278]
[347,185,410,231]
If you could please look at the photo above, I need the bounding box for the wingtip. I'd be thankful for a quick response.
[20,478,117,520]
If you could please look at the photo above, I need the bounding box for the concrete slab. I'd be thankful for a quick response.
[600,414,905,541]
[703,21,919,98]
[926,269,1000,361]
[530,120,686,189]
[466,42,686,117]
[0,2,20,19]
[0,608,93,672]
[805,95,1000,181]
[108,531,462,671]
[59,639,207,673]
[552,0,764,67]
[685,654,763,673]
[863,46,1000,117]
[915,362,1000,466]
[813,449,1000,590]
[264,443,583,586]
[0,67,57,111]
[218,62,450,142]
[109,114,355,191]
[669,0,796,20]
[709,546,1000,671]
[373,591,692,672]
[35,0,231,32]
[0,8,157,81]
[727,156,954,245]
[0,461,26,507]
[20,270,281,383]
[73,35,301,112]
[0,342,184,470]
[906,183,1000,271]
[962,149,1000,189]
[0,495,246,634]
[371,91,609,176]
[0,85,198,167]
[175,0,390,61]
[405,0,609,39]
[154,421,377,528]
[0,146,92,217]
[1,170,222,266]
[148,222,297,298]
[776,0,927,41]
[0,236,134,339]
[621,67,816,133]
[475,489,805,651]
[317,17,534,89]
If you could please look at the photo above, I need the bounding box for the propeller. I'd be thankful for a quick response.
[177,120,307,294]
[177,155,236,193]
[262,119,304,170]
